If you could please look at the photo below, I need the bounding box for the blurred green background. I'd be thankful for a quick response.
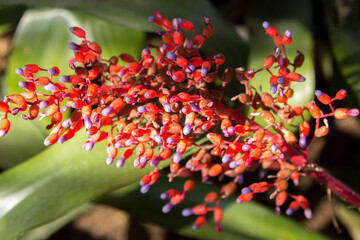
[0,0,359,239]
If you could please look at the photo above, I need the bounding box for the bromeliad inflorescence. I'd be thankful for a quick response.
[0,11,359,232]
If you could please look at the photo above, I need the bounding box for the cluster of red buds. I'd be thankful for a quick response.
[0,11,358,232]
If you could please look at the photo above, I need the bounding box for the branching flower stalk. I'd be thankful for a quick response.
[0,11,359,232]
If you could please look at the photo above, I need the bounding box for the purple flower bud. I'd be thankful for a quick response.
[183,123,191,135]
[270,144,278,153]
[60,105,68,113]
[162,203,174,213]
[122,97,129,104]
[137,105,146,113]
[160,192,168,200]
[18,81,28,88]
[286,208,294,216]
[262,21,270,29]
[44,83,55,92]
[163,102,171,112]
[68,42,79,50]
[150,156,162,167]
[118,68,128,77]
[236,174,244,185]
[148,16,155,23]
[162,43,168,50]
[47,68,57,76]
[242,144,252,152]
[181,208,193,217]
[299,135,307,149]
[241,187,252,195]
[39,100,49,109]
[304,208,312,219]
[315,90,323,98]
[142,48,150,56]
[114,142,122,148]
[277,77,285,85]
[229,161,238,169]
[59,75,70,83]
[84,117,92,129]
[172,18,181,31]
[299,76,306,82]
[116,157,126,168]
[11,108,20,115]
[270,83,277,94]
[186,41,194,48]
[185,65,196,73]
[153,134,162,143]
[125,138,136,147]
[277,55,284,68]
[101,106,114,116]
[167,137,174,144]
[140,156,148,164]
[166,51,177,60]
[43,137,52,146]
[200,67,208,77]
[58,136,67,144]
[222,155,231,163]
[15,68,23,75]
[140,184,151,194]
[284,29,292,38]
[173,151,182,163]
[85,141,94,151]
[106,157,114,165]
[227,126,236,135]
[190,104,200,112]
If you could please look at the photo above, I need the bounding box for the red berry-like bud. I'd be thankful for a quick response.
[69,27,86,38]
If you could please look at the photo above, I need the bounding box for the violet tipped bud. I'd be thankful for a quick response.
[116,157,126,168]
[183,123,191,135]
[270,83,277,94]
[140,184,151,194]
[85,141,95,151]
[106,157,114,165]
[262,21,270,29]
[162,203,174,213]
[101,106,114,116]
[182,208,194,217]
[173,151,182,163]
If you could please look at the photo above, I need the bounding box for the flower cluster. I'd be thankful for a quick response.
[0,11,358,232]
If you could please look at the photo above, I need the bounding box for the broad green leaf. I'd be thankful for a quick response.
[20,203,92,240]
[0,131,203,239]
[0,8,145,169]
[98,178,328,240]
[244,0,315,131]
[5,8,145,94]
[336,204,360,240]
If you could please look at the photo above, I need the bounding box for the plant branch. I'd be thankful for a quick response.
[305,163,360,209]
[214,101,360,209]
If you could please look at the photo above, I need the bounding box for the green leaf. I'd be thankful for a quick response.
[336,204,360,240]
[98,178,328,240]
[0,130,203,239]
[0,8,145,169]
[4,8,145,94]
[20,203,92,240]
